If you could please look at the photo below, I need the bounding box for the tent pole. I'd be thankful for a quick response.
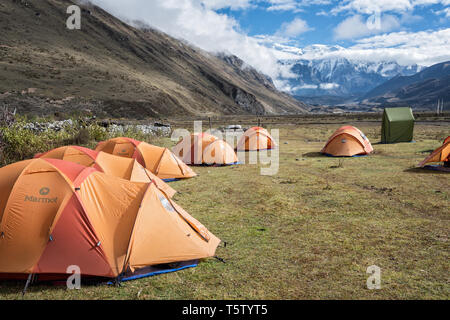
[22,274,33,297]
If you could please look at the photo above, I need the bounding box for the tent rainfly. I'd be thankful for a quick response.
[418,137,450,171]
[237,127,276,151]
[321,126,373,157]
[381,107,415,144]
[35,145,176,198]
[0,159,220,282]
[172,133,238,166]
[95,137,196,181]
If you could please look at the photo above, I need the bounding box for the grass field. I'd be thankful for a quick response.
[0,120,448,300]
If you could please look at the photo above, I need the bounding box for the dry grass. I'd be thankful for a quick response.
[0,122,448,300]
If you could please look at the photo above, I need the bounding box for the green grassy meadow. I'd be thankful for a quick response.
[0,121,448,300]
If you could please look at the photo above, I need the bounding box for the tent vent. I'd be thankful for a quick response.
[160,196,175,212]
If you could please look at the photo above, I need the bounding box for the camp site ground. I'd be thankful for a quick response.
[0,111,448,300]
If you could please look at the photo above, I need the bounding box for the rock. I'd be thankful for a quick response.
[17,118,172,137]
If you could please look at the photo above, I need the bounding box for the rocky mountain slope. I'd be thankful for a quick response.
[0,0,307,118]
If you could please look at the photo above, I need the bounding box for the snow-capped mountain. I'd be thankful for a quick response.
[279,57,422,98]
[263,43,424,104]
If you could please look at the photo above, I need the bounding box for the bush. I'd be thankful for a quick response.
[0,117,163,166]
[0,118,76,165]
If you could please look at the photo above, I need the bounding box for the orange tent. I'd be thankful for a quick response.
[172,133,238,165]
[237,127,276,151]
[321,126,374,157]
[95,137,196,181]
[0,158,220,282]
[418,137,450,169]
[35,146,175,198]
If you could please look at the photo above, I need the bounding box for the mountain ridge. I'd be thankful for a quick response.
[279,57,422,100]
[0,0,308,118]
[360,60,450,109]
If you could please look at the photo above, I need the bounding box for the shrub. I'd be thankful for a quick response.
[0,117,164,166]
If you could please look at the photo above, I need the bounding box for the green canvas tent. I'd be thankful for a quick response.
[381,107,415,144]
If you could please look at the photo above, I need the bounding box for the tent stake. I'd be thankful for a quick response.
[214,256,226,264]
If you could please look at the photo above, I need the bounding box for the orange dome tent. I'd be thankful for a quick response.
[35,146,175,198]
[418,137,450,171]
[172,133,238,165]
[321,126,373,157]
[237,127,276,151]
[0,158,220,283]
[95,137,196,181]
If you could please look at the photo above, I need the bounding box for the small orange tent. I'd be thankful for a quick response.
[237,127,276,151]
[0,159,220,282]
[95,137,196,181]
[172,133,238,165]
[418,137,450,169]
[35,146,175,198]
[321,126,373,157]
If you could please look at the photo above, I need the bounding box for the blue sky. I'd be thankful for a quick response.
[217,3,337,46]
[91,0,450,89]
[215,1,449,47]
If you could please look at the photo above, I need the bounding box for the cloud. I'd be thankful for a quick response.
[88,0,449,94]
[331,0,450,15]
[298,84,319,89]
[260,0,332,13]
[289,82,340,91]
[299,28,450,66]
[333,14,401,40]
[332,0,413,15]
[200,0,254,10]
[90,0,299,82]
[320,83,340,89]
[436,6,450,16]
[276,18,313,38]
